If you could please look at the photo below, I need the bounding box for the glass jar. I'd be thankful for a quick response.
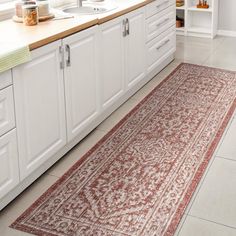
[15,0,36,18]
[22,4,39,26]
[36,0,50,17]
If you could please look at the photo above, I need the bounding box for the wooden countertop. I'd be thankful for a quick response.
[0,0,154,50]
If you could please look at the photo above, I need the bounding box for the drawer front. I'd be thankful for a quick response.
[0,70,12,91]
[0,86,15,137]
[0,129,19,199]
[146,5,175,42]
[146,0,175,18]
[147,26,176,72]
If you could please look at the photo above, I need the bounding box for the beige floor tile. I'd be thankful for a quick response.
[176,35,225,50]
[218,37,236,52]
[178,216,236,236]
[204,52,236,71]
[175,45,212,65]
[217,118,236,161]
[189,158,236,228]
[175,35,223,65]
[96,98,140,132]
[0,174,58,236]
[47,129,106,177]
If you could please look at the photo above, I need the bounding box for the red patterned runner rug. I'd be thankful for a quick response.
[11,63,236,236]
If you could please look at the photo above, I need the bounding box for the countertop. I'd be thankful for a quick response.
[0,0,153,50]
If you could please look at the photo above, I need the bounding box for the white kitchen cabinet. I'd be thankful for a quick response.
[100,7,146,110]
[99,16,125,110]
[0,129,19,199]
[125,8,146,89]
[63,26,100,142]
[13,41,67,180]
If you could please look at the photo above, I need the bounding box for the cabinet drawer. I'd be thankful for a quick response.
[0,129,19,199]
[147,26,176,72]
[0,86,15,137]
[146,5,175,42]
[0,70,12,90]
[146,0,175,18]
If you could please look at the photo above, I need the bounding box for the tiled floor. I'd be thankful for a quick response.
[1,35,236,235]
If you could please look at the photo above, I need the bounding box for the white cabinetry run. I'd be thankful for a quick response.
[13,41,67,180]
[0,3,176,210]
[100,7,146,111]
[63,26,100,142]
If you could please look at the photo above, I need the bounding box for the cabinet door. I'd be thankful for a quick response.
[100,16,125,110]
[63,26,99,142]
[13,41,66,180]
[125,7,146,89]
[0,129,19,199]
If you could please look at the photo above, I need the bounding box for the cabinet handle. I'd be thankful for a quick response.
[156,39,170,50]
[65,44,71,67]
[126,18,130,35]
[123,19,127,37]
[59,46,64,69]
[156,0,169,8]
[156,18,169,28]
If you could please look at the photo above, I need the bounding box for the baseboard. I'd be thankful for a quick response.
[217,30,236,37]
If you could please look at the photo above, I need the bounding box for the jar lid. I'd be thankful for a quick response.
[22,4,38,9]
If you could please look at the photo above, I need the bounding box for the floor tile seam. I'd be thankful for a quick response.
[215,155,236,162]
[187,214,236,231]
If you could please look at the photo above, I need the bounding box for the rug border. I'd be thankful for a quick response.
[9,63,236,236]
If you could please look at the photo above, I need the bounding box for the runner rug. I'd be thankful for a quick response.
[11,63,236,236]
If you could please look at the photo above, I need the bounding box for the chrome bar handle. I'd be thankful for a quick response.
[156,39,170,50]
[156,0,169,8]
[123,19,127,37]
[59,46,64,69]
[126,18,130,35]
[156,18,170,28]
[65,44,71,67]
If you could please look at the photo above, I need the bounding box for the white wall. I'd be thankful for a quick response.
[218,0,236,32]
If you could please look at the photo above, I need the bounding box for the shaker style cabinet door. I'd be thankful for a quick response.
[99,16,125,110]
[125,7,146,89]
[63,26,100,142]
[0,129,19,199]
[13,40,67,180]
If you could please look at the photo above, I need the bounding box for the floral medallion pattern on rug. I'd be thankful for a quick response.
[11,63,236,236]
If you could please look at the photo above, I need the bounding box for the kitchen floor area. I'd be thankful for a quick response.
[1,35,236,236]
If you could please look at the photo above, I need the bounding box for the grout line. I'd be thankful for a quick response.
[46,173,60,179]
[187,214,236,231]
[216,155,236,162]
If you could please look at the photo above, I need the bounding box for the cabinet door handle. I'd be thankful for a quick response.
[156,18,169,28]
[65,44,71,67]
[126,18,130,35]
[123,19,127,37]
[156,0,169,8]
[59,46,64,69]
[156,39,170,50]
